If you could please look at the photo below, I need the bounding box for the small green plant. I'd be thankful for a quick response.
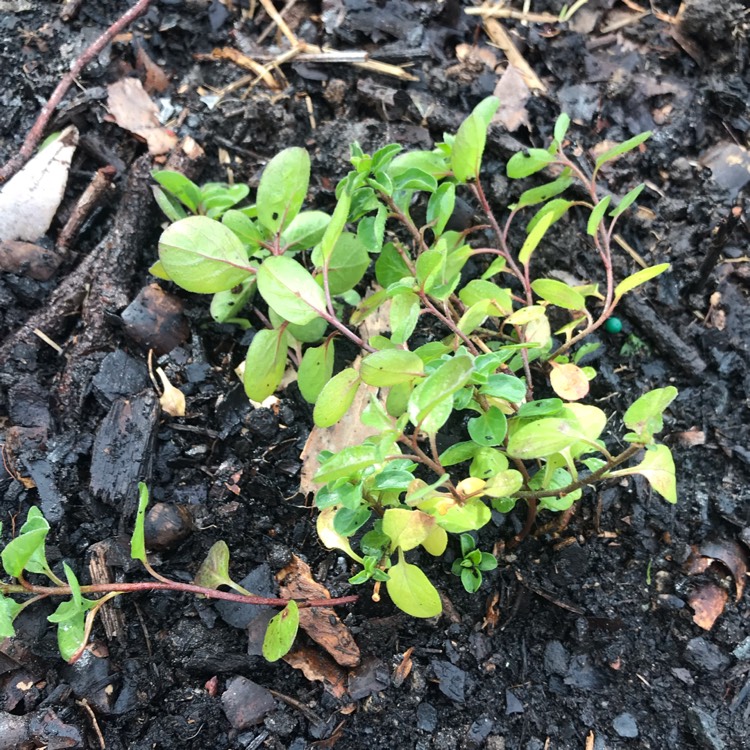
[150,98,677,618]
[451,534,498,593]
[0,484,355,663]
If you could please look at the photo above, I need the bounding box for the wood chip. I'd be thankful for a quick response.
[480,17,547,93]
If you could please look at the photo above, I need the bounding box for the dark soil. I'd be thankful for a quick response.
[1,1,749,749]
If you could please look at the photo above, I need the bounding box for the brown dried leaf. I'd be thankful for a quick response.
[688,583,728,630]
[283,647,348,699]
[107,78,177,156]
[698,539,748,602]
[392,647,414,688]
[277,555,360,668]
[492,66,530,132]
[135,44,170,93]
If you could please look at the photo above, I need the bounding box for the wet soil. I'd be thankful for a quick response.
[1,1,749,749]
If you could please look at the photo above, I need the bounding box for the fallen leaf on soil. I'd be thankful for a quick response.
[106,78,177,155]
[699,141,750,198]
[299,369,380,495]
[492,66,530,132]
[695,539,748,602]
[673,428,706,447]
[277,555,361,668]
[688,583,728,630]
[135,43,170,93]
[392,647,414,688]
[283,646,348,698]
[156,368,186,417]
[0,125,78,242]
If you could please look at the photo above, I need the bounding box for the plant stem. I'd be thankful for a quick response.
[0,0,153,182]
[0,579,358,610]
[514,443,641,501]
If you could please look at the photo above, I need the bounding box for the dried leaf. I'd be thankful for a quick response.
[156,368,186,417]
[107,78,177,156]
[277,555,360,668]
[0,125,78,242]
[135,44,170,93]
[688,583,728,630]
[392,646,414,688]
[698,539,748,602]
[283,647,347,698]
[492,66,530,132]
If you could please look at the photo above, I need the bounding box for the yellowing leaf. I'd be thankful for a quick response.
[550,363,590,401]
[386,559,442,618]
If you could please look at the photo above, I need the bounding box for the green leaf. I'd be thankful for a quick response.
[210,278,255,325]
[416,242,471,299]
[298,341,335,403]
[408,355,474,434]
[313,368,362,428]
[152,170,201,212]
[595,131,651,169]
[278,210,329,251]
[256,147,310,233]
[222,209,264,248]
[334,506,372,536]
[360,350,424,387]
[440,441,478,466]
[507,148,556,179]
[316,507,363,562]
[531,278,586,310]
[388,150,451,181]
[612,444,677,504]
[382,509,436,552]
[610,183,645,219]
[517,398,564,418]
[152,185,187,222]
[586,196,611,236]
[427,183,456,235]
[451,96,500,182]
[257,255,326,325]
[371,143,403,172]
[200,183,251,218]
[269,308,327,343]
[468,406,507,447]
[193,540,234,590]
[515,174,573,209]
[148,259,172,281]
[483,469,524,498]
[131,482,150,563]
[623,386,678,440]
[376,243,412,287]
[56,610,88,662]
[479,374,527,402]
[614,263,670,299]
[319,191,351,263]
[0,594,20,638]
[159,216,255,293]
[470,448,509,479]
[519,209,555,267]
[315,445,380,484]
[554,113,570,144]
[390,291,420,345]
[357,207,386,256]
[1,507,50,578]
[393,168,438,192]
[506,418,581,459]
[460,567,482,593]
[386,558,442,618]
[262,601,299,662]
[314,232,369,295]
[419,496,491,534]
[526,198,572,234]
[243,328,289,401]
[459,279,513,315]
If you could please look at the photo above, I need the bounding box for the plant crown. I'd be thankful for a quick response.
[148,98,677,618]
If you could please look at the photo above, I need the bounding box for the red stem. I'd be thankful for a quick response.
[0,0,153,183]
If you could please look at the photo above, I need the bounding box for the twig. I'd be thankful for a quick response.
[0,0,152,183]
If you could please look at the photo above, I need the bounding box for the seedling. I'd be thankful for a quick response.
[150,98,678,619]
[0,484,355,663]
[451,534,498,593]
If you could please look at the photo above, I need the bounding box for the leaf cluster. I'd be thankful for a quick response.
[149,99,677,618]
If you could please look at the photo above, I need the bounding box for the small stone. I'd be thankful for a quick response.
[687,707,726,750]
[416,702,438,732]
[564,654,606,690]
[466,716,494,747]
[612,712,638,738]
[486,738,505,750]
[544,641,569,677]
[505,689,524,715]
[348,658,389,701]
[221,677,276,730]
[431,660,466,703]
[732,636,750,660]
[684,637,730,673]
